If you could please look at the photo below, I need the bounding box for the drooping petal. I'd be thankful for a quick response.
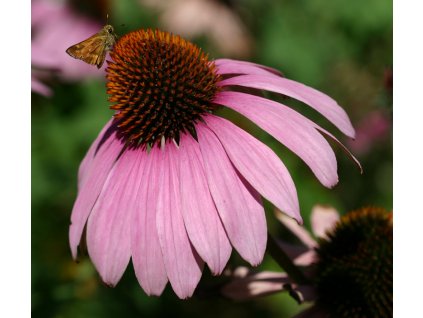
[317,128,363,174]
[215,58,282,77]
[310,205,340,239]
[214,91,339,188]
[196,124,267,265]
[294,250,317,267]
[155,144,204,299]
[222,270,290,300]
[69,132,123,259]
[218,74,355,138]
[31,75,52,96]
[86,148,139,286]
[131,149,168,296]
[275,240,310,261]
[178,134,232,275]
[274,210,316,248]
[204,115,301,223]
[78,119,114,189]
[222,266,316,302]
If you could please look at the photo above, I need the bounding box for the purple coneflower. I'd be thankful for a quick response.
[70,29,359,299]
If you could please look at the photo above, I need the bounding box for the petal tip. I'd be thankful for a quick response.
[209,261,229,276]
[249,258,263,267]
[324,177,339,189]
[103,280,116,288]
[144,289,166,297]
[244,245,267,267]
[347,127,356,139]
[174,289,195,300]
[71,249,78,260]
[295,215,304,226]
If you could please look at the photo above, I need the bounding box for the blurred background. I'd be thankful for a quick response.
[31,0,392,316]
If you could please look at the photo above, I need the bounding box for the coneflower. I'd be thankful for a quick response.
[69,29,358,299]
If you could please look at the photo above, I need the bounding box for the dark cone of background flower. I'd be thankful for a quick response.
[315,207,392,318]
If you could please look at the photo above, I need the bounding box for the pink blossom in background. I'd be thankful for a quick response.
[140,0,253,57]
[274,205,340,267]
[223,206,392,317]
[347,110,391,155]
[222,205,340,302]
[31,0,105,96]
[69,29,359,299]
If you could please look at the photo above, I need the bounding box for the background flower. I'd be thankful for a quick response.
[31,0,106,96]
[347,110,391,155]
[139,0,253,58]
[222,206,393,318]
[222,205,340,301]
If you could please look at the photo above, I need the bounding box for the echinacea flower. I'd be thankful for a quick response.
[223,206,393,318]
[70,29,359,299]
[31,0,105,96]
[139,0,253,57]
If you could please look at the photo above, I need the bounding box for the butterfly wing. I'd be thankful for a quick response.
[66,34,108,68]
[92,46,107,69]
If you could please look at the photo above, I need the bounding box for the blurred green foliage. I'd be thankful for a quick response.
[32,0,392,317]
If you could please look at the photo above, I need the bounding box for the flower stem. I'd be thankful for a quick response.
[266,233,310,285]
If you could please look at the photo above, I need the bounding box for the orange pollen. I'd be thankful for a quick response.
[106,29,220,148]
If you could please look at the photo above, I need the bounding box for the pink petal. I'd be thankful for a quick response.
[223,267,316,302]
[31,75,52,96]
[214,91,339,188]
[204,115,301,223]
[294,250,317,267]
[155,144,204,299]
[131,149,168,296]
[310,205,340,239]
[32,0,58,27]
[178,134,232,275]
[275,210,316,248]
[218,74,356,138]
[196,124,267,266]
[69,132,123,259]
[215,58,282,77]
[222,271,290,300]
[78,119,114,190]
[86,149,139,286]
[317,128,363,174]
[275,240,309,261]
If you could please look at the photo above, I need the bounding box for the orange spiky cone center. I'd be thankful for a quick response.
[106,29,220,148]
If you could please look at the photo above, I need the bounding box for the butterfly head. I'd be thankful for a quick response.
[104,25,114,34]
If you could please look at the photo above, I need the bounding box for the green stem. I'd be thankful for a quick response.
[266,233,310,285]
